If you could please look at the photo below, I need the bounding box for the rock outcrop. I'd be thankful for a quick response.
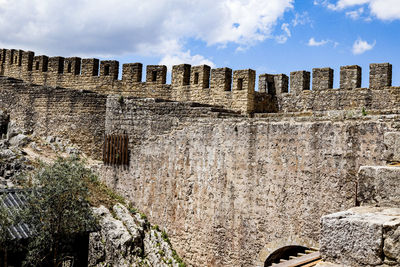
[89,204,184,267]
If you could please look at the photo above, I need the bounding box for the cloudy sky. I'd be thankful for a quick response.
[0,0,399,87]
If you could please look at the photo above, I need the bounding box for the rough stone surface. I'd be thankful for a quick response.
[357,166,400,206]
[312,68,333,90]
[383,132,400,162]
[370,63,392,89]
[0,77,107,159]
[340,65,361,89]
[89,204,183,267]
[101,96,399,266]
[290,71,310,95]
[320,207,400,267]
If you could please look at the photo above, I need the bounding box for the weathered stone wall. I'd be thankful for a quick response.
[101,97,398,266]
[1,47,399,115]
[0,77,107,158]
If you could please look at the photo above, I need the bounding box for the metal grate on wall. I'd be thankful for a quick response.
[103,134,129,167]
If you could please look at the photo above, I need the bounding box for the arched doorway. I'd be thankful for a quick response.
[264,246,320,266]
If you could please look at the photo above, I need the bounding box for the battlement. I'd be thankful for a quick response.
[0,47,399,114]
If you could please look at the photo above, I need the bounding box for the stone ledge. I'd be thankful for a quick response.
[358,166,400,206]
[320,207,400,267]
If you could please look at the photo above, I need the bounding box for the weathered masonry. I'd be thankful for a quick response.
[1,47,400,267]
[0,48,398,114]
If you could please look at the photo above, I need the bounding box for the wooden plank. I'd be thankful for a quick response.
[111,135,115,165]
[118,134,122,165]
[271,252,321,267]
[125,135,129,166]
[301,259,322,267]
[107,135,111,164]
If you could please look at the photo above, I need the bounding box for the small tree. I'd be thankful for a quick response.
[22,157,96,267]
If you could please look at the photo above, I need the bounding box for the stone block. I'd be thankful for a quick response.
[357,166,400,206]
[383,132,400,162]
[290,71,310,94]
[259,74,288,95]
[33,55,48,72]
[48,57,65,74]
[370,63,392,89]
[190,65,210,88]
[0,49,5,64]
[320,207,400,266]
[5,49,17,65]
[100,60,119,80]
[122,63,142,83]
[82,58,100,77]
[211,67,232,91]
[312,68,333,90]
[233,69,255,91]
[146,65,167,84]
[21,51,34,72]
[340,65,361,89]
[172,64,191,86]
[64,57,81,75]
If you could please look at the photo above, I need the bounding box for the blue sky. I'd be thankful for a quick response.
[0,0,399,89]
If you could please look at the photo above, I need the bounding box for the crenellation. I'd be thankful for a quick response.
[211,67,232,91]
[232,69,256,113]
[146,65,167,84]
[370,63,392,89]
[48,56,65,74]
[100,60,119,80]
[5,49,16,65]
[190,65,210,88]
[340,65,361,89]
[122,63,142,83]
[64,57,81,75]
[0,47,400,115]
[312,67,333,90]
[21,51,34,72]
[14,50,23,66]
[290,71,310,95]
[172,64,191,86]
[82,58,100,76]
[33,55,49,72]
[0,49,5,64]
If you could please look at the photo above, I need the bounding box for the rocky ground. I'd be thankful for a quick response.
[0,111,185,267]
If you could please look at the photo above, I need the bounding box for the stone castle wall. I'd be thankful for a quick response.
[0,76,107,158]
[0,48,399,115]
[101,95,399,266]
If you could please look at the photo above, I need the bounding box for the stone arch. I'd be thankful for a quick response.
[257,236,318,266]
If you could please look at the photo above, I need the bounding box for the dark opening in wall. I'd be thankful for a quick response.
[35,61,40,71]
[0,54,2,61]
[266,81,276,95]
[67,62,72,73]
[104,65,110,76]
[152,71,157,82]
[264,246,312,266]
[194,72,199,84]
[237,78,243,90]
[14,56,17,65]
[0,113,9,139]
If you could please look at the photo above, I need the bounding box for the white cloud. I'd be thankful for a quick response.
[352,38,376,54]
[275,23,292,44]
[322,0,400,20]
[292,12,312,26]
[346,7,364,19]
[308,37,329,46]
[0,0,294,66]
